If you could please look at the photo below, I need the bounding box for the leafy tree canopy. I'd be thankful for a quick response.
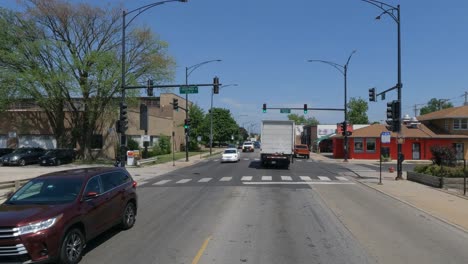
[419,98,454,116]
[347,97,369,124]
[287,114,319,126]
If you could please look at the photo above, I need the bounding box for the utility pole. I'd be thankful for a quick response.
[464,92,468,106]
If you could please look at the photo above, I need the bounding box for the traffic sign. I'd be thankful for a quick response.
[179,86,199,94]
[280,108,291,114]
[381,131,391,144]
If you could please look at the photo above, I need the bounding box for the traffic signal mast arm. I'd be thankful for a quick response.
[263,106,345,111]
[125,83,221,89]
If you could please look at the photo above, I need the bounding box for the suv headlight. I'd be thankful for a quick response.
[11,156,19,161]
[14,214,62,235]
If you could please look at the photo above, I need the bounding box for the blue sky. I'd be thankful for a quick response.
[3,0,468,133]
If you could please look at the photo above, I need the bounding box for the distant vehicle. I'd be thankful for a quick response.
[237,143,243,149]
[1,147,45,166]
[294,144,310,159]
[39,148,76,166]
[221,148,241,163]
[0,167,138,264]
[254,141,261,149]
[242,141,255,152]
[260,120,295,168]
[0,148,14,158]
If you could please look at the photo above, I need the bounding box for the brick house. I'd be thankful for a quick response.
[0,93,190,159]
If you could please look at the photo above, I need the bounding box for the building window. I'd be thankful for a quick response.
[91,135,103,149]
[444,120,449,131]
[366,138,376,152]
[453,119,468,130]
[354,138,364,152]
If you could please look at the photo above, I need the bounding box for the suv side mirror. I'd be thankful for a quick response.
[84,191,99,199]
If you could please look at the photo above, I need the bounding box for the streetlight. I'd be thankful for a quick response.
[210,83,238,155]
[308,50,356,162]
[360,0,403,180]
[185,59,221,161]
[120,0,187,167]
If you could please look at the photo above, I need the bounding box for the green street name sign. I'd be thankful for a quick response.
[179,86,199,94]
[280,108,291,114]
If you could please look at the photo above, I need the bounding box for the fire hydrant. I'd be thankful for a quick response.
[388,166,395,173]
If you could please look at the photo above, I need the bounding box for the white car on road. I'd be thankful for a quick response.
[221,148,241,163]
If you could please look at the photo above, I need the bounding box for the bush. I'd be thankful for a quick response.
[414,165,429,173]
[413,164,466,178]
[147,136,172,157]
[127,138,140,151]
[430,145,456,166]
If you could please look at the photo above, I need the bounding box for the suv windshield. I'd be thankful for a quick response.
[12,149,30,154]
[224,149,237,154]
[7,177,84,205]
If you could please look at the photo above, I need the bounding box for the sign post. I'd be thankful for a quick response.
[379,132,392,185]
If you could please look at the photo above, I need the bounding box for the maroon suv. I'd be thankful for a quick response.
[0,167,138,264]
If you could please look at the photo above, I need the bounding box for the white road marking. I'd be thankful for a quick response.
[281,176,293,181]
[243,182,355,185]
[243,158,249,161]
[198,178,212,183]
[213,159,220,162]
[153,180,171,185]
[336,176,349,181]
[176,179,192,184]
[241,176,253,181]
[318,176,331,181]
[296,160,303,162]
[300,176,312,181]
[262,176,272,181]
[220,177,232,182]
[254,158,260,161]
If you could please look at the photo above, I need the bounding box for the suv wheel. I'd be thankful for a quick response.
[56,159,62,166]
[121,202,136,230]
[19,159,26,166]
[59,228,84,264]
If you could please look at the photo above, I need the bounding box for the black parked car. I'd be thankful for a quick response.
[1,147,45,166]
[0,148,14,158]
[39,148,76,166]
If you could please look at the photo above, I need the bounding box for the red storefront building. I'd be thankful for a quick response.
[332,106,468,161]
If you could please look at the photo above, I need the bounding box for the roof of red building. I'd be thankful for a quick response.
[417,105,468,121]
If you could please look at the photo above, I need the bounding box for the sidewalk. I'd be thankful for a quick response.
[322,152,468,233]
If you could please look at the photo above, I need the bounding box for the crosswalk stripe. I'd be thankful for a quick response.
[198,178,212,183]
[281,176,293,181]
[220,177,232,182]
[241,176,253,181]
[300,176,312,181]
[243,182,355,185]
[254,158,260,161]
[296,160,303,162]
[336,176,349,181]
[243,158,249,160]
[154,180,171,185]
[318,176,331,181]
[176,179,191,184]
[262,176,272,181]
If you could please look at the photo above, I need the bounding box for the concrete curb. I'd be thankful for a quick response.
[358,179,468,234]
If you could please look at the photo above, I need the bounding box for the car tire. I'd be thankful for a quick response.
[19,159,26,166]
[120,202,136,230]
[56,159,62,166]
[59,228,84,264]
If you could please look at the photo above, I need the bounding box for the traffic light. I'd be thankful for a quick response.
[386,100,401,132]
[213,76,219,94]
[140,104,148,131]
[304,104,308,114]
[262,103,267,113]
[369,88,376,102]
[184,119,190,129]
[120,102,128,133]
[173,98,179,111]
[340,121,347,136]
[147,79,154,96]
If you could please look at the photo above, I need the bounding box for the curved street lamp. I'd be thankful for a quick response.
[209,83,238,155]
[185,59,222,161]
[360,0,403,180]
[308,50,356,162]
[120,0,188,167]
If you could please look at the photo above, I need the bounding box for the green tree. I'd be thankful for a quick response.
[0,1,174,160]
[204,108,237,145]
[347,97,369,124]
[287,114,319,125]
[188,104,206,150]
[419,98,454,115]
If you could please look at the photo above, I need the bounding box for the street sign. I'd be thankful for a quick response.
[197,136,202,142]
[381,131,391,144]
[280,108,291,114]
[179,86,199,94]
[141,135,150,142]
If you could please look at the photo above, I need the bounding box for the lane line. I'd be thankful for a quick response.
[243,158,249,161]
[241,176,253,181]
[191,236,212,264]
[281,176,293,181]
[254,158,260,160]
[220,177,232,182]
[153,180,171,185]
[176,179,192,184]
[318,176,331,181]
[336,176,349,181]
[198,178,212,183]
[262,176,272,181]
[300,176,312,181]
[243,182,355,185]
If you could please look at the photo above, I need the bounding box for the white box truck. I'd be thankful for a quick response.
[260,120,295,168]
